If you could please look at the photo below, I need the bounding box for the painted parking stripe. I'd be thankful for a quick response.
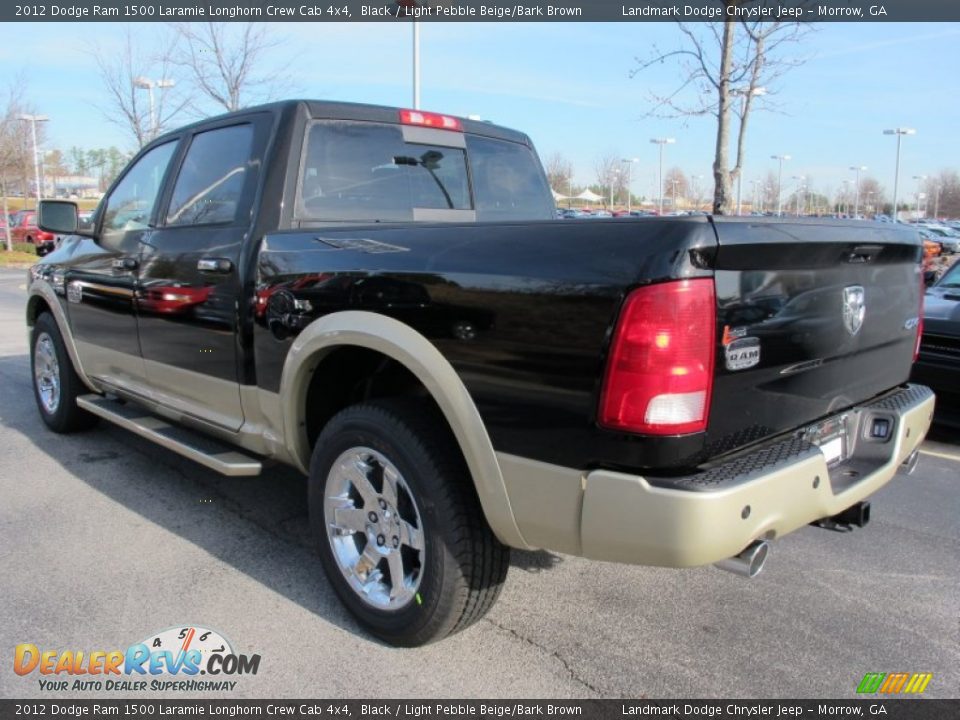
[919,449,960,463]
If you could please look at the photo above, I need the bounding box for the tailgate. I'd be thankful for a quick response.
[706,218,922,457]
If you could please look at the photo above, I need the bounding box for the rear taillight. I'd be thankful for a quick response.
[399,109,462,131]
[599,278,716,435]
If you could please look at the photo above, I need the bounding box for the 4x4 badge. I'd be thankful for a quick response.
[843,285,865,336]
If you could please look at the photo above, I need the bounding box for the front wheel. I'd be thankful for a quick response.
[31,313,98,433]
[308,400,509,646]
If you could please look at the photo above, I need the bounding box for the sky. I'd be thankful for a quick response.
[3,20,959,201]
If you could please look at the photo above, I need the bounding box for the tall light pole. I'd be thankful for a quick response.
[730,86,766,215]
[412,22,421,109]
[849,165,867,218]
[650,137,675,215]
[621,157,638,212]
[770,154,791,216]
[134,77,175,140]
[912,175,928,219]
[883,128,916,222]
[18,114,48,205]
[791,175,806,216]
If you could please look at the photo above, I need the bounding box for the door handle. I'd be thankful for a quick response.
[112,257,138,271]
[197,258,233,273]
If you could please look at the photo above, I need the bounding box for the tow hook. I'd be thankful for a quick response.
[812,501,871,532]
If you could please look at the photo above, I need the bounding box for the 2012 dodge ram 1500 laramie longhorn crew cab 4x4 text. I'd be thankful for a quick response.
[28,100,934,646]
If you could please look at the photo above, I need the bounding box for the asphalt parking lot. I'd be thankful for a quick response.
[0,268,957,700]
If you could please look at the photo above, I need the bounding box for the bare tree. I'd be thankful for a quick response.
[631,4,811,214]
[663,167,689,208]
[92,27,186,148]
[170,23,294,113]
[921,171,960,220]
[594,155,623,208]
[0,79,34,250]
[858,176,886,217]
[544,152,574,197]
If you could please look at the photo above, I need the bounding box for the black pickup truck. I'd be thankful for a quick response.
[28,100,934,646]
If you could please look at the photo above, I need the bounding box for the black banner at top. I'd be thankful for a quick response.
[4,0,960,23]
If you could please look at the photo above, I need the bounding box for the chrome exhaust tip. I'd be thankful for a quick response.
[714,540,770,579]
[899,449,920,475]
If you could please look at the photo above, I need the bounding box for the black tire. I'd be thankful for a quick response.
[308,399,509,646]
[30,312,98,433]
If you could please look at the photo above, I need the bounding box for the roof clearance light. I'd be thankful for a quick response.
[399,109,463,131]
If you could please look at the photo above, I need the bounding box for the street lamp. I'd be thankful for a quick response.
[770,154,791,216]
[650,138,675,215]
[849,165,867,218]
[134,76,176,140]
[883,128,916,222]
[18,114,49,205]
[621,157,639,212]
[730,87,766,215]
[912,175,928,219]
[413,22,420,109]
[791,175,806,216]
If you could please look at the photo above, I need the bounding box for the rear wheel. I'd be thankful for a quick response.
[308,399,509,646]
[31,313,98,433]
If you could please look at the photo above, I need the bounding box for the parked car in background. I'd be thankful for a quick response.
[912,259,960,424]
[9,210,57,256]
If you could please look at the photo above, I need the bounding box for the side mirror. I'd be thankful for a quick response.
[37,200,79,235]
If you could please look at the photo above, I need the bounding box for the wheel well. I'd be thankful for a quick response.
[303,345,441,450]
[26,295,51,327]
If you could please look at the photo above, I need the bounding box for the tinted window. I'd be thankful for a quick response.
[298,121,471,222]
[102,141,176,246]
[166,124,254,226]
[466,136,554,222]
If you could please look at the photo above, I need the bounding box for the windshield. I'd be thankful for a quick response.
[936,261,960,288]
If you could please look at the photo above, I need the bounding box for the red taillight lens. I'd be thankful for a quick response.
[399,109,463,131]
[599,278,716,435]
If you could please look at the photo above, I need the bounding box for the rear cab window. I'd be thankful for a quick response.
[295,119,554,224]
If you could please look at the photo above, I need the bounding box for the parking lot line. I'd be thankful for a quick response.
[919,448,960,463]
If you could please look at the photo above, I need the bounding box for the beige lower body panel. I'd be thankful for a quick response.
[501,389,935,568]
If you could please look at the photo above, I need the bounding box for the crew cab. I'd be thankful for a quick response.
[28,100,934,646]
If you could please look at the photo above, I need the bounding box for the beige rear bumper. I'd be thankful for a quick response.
[499,385,935,567]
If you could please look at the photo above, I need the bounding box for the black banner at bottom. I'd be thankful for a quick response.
[0,700,956,720]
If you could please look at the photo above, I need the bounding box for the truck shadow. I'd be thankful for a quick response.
[0,353,562,647]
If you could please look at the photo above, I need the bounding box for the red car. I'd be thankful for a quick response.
[10,210,56,256]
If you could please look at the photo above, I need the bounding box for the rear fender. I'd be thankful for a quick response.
[278,310,530,549]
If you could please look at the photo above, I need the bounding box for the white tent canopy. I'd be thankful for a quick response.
[576,189,604,202]
[551,188,569,201]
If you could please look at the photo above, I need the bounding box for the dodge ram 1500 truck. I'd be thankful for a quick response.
[28,100,934,646]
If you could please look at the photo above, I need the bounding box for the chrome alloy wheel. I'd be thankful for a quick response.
[324,447,425,610]
[34,332,61,415]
